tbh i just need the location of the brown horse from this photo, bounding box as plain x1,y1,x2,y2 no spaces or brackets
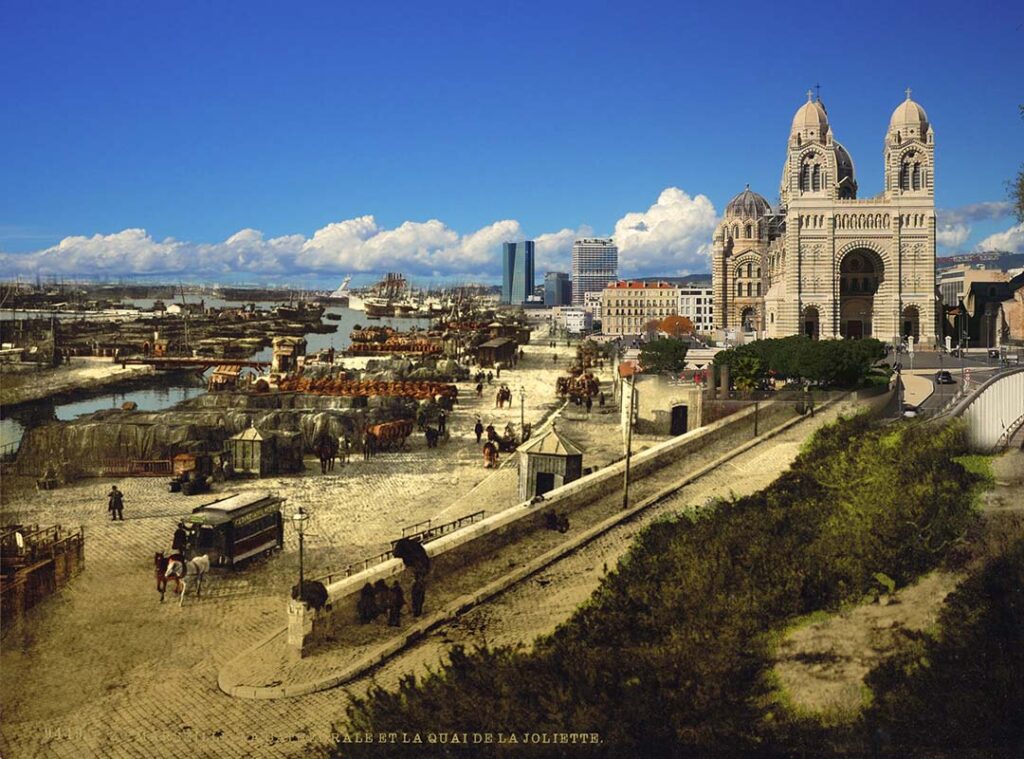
154,552,183,603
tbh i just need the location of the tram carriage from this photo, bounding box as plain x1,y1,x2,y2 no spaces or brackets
184,492,285,567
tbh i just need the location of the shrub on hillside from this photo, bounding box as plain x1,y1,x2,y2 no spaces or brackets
863,538,1024,757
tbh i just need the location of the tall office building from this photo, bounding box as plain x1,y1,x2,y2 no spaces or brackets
572,238,618,306
502,241,535,305
544,271,572,306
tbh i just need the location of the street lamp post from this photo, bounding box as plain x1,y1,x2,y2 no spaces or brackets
519,385,526,437
292,507,309,589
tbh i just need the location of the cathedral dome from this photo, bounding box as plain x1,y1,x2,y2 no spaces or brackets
791,94,829,139
890,91,929,136
725,186,772,219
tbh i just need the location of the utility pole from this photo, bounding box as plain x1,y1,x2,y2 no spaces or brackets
622,378,636,511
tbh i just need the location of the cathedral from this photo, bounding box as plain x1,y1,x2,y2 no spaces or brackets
711,91,937,346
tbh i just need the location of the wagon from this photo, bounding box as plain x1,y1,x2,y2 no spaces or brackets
184,492,285,567
368,419,415,452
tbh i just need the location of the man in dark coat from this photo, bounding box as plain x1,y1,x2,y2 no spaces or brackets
599,391,606,407
108,486,124,521
357,582,377,623
172,522,189,553
411,577,426,617
437,410,446,435
388,581,404,627
474,418,484,443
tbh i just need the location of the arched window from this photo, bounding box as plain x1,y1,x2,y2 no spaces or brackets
745,224,752,238
912,163,921,190
799,163,809,191
733,225,739,238
746,282,752,297
811,164,821,191
756,282,761,296
899,163,909,190
746,262,753,277
736,281,742,296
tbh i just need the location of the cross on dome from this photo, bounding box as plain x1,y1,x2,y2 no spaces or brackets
905,87,912,100
806,89,814,102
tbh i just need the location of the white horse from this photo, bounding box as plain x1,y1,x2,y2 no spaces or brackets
164,554,211,607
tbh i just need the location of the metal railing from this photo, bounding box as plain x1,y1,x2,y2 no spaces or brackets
309,510,486,586
392,510,486,547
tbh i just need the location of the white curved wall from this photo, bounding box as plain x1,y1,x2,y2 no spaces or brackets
959,369,1024,450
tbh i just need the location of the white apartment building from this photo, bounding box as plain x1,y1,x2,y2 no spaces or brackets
561,307,593,334
583,290,603,321
678,285,715,334
600,280,680,336
572,238,618,306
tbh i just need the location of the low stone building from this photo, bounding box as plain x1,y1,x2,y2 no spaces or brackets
621,373,703,442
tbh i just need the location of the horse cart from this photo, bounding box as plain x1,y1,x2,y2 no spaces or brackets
367,419,415,452
183,492,285,567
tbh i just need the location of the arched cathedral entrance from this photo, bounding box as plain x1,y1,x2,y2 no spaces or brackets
839,249,883,339
803,306,820,340
740,307,758,333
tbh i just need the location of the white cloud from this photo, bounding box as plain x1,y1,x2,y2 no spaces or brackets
613,187,718,276
936,223,971,249
935,201,1014,251
0,187,722,281
976,223,1024,254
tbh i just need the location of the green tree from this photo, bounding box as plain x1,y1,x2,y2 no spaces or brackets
638,337,689,374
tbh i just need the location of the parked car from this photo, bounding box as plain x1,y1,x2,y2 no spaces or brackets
902,403,919,418
935,370,956,385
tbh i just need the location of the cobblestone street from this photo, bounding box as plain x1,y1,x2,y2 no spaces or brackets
0,341,860,758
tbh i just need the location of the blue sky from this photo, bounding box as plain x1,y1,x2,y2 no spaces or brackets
1,0,1022,285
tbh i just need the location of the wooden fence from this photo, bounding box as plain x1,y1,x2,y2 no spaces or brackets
1,524,85,636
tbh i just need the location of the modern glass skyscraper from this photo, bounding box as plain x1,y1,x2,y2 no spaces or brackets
502,241,535,305
571,238,618,306
544,271,572,306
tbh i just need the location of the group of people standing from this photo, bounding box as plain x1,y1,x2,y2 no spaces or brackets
357,576,428,627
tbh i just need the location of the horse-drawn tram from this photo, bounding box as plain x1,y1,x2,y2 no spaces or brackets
185,492,285,566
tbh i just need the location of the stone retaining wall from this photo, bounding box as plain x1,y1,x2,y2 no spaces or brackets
289,400,796,656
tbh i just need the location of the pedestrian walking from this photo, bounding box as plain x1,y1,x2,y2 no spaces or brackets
438,410,446,435
585,395,593,414
599,391,606,407
107,485,124,521
411,577,426,617
474,418,484,443
388,581,405,627
487,371,493,385
476,381,484,397
495,365,501,379
552,353,557,363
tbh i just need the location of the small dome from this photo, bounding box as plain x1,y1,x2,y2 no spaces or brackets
725,186,772,219
890,90,929,135
791,93,829,138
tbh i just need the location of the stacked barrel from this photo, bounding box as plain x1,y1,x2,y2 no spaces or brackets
347,338,441,355
277,377,457,401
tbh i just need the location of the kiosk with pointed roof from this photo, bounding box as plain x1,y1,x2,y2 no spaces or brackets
517,425,585,500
